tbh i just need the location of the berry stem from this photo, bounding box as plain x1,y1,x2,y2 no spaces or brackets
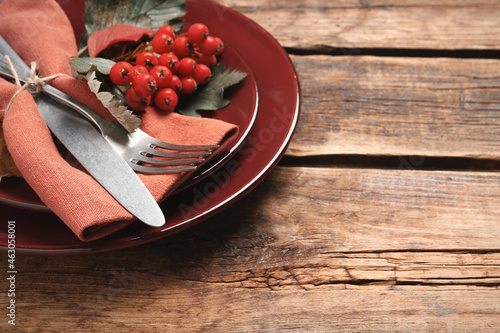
112,51,133,62
77,45,88,56
120,43,128,57
126,42,151,62
116,85,128,94
192,49,201,58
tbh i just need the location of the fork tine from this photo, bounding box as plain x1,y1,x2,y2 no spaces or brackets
141,145,214,158
130,164,198,174
131,155,205,166
149,141,220,151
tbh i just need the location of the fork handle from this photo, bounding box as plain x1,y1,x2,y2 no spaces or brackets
0,36,31,81
0,35,107,133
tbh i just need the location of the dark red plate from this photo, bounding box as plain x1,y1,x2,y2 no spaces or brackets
0,0,300,255
0,18,258,210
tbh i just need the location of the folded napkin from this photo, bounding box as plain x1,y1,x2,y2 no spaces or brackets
0,0,238,241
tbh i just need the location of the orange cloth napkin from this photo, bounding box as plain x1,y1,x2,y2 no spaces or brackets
0,0,238,241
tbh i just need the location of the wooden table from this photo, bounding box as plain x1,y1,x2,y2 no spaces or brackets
2,0,500,331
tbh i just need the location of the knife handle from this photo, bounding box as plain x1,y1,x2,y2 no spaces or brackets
0,36,32,81
0,35,108,133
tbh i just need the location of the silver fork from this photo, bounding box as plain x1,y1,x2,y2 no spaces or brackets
0,37,219,174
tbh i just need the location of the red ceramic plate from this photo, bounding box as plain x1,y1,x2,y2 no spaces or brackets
0,35,258,211
0,0,300,255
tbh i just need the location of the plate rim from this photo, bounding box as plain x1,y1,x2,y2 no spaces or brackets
0,35,260,211
0,0,301,255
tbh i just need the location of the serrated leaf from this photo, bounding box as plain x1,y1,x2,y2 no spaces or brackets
205,64,249,91
76,71,142,132
81,0,186,51
176,64,248,117
70,57,116,75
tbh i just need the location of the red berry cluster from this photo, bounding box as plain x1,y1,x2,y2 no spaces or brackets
108,23,224,112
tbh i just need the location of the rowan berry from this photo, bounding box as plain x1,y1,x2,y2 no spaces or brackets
199,36,218,56
149,65,173,89
130,65,148,78
213,37,224,56
178,57,197,78
192,64,211,85
132,73,157,97
136,52,158,70
125,88,150,111
154,88,178,111
156,25,175,39
180,77,197,95
158,53,180,74
196,54,217,67
151,33,175,54
109,61,133,86
169,75,182,93
188,23,209,44
173,36,193,59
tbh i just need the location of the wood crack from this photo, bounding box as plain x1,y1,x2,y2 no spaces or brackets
180,258,500,290
278,154,500,171
285,47,500,59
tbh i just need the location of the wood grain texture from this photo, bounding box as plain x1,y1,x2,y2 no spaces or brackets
1,167,499,332
286,55,500,158
2,1,500,332
214,0,500,50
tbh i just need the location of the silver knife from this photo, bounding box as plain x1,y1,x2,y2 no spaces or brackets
0,37,165,228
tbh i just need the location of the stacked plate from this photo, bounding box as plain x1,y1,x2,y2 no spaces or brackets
0,0,300,255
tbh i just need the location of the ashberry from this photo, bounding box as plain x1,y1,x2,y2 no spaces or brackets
173,36,193,59
109,61,133,86
188,23,209,44
136,52,158,70
154,88,178,111
192,64,212,85
125,88,150,111
158,53,180,74
199,36,219,56
169,75,182,93
132,73,157,98
178,57,197,78
213,37,224,56
196,54,217,67
130,65,148,78
106,22,228,114
151,33,175,54
180,77,197,95
156,25,175,39
149,65,173,89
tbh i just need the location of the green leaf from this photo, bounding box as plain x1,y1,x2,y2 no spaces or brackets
176,64,248,117
205,64,249,92
75,71,142,132
82,0,186,49
70,56,116,75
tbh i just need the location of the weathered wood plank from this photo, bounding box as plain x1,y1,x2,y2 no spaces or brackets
5,280,500,332
215,0,500,50
286,55,500,158
1,166,499,331
206,167,500,252
1,1,498,332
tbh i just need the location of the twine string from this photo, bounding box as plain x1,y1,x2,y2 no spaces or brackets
3,55,68,117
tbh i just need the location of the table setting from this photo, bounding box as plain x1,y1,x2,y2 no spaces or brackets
0,0,299,249
0,0,499,331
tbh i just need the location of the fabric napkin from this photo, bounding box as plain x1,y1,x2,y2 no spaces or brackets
0,0,238,241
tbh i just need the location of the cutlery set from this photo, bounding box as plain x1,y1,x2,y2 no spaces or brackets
0,36,218,227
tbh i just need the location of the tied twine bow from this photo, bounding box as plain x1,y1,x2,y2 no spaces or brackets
3,55,68,117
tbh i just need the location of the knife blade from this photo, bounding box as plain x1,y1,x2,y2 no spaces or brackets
35,94,166,227
0,36,165,227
